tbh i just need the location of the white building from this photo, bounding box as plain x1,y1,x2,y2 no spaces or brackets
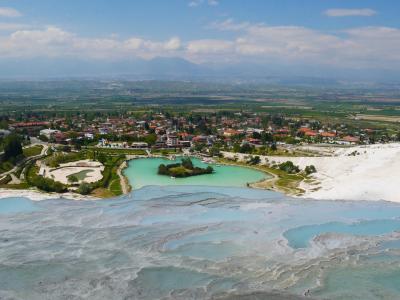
131,142,148,149
39,129,60,140
0,129,10,138
84,133,94,140
166,135,179,147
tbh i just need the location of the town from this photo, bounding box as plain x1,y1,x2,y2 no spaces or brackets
2,108,396,155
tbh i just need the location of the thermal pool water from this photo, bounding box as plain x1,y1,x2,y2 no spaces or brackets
1,186,400,299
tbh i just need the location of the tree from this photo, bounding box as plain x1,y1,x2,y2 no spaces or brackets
3,134,23,161
144,133,157,146
305,165,317,175
77,182,93,195
261,132,274,144
158,164,168,175
0,119,8,130
232,143,241,153
248,155,261,165
68,175,79,184
239,143,253,154
209,146,221,157
181,157,194,169
278,161,300,174
61,145,71,153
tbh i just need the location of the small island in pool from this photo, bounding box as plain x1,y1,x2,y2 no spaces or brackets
158,157,214,178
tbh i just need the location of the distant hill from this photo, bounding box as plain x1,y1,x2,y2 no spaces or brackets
0,57,205,79
1,56,400,86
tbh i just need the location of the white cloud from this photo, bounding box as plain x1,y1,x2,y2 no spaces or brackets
1,19,400,70
324,8,376,17
0,7,22,18
164,37,181,50
209,18,250,31
188,1,201,7
0,26,183,59
0,23,30,31
191,19,400,69
187,39,233,53
188,0,219,7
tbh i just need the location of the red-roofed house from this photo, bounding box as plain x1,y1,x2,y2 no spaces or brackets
304,130,318,137
341,136,360,145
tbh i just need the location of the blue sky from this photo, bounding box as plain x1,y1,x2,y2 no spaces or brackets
1,0,400,72
2,0,399,37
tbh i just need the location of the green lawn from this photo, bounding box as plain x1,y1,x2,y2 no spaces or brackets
23,145,43,158
109,178,122,195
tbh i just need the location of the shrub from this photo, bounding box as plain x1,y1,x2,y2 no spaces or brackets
247,155,261,165
68,175,79,184
305,165,317,175
181,157,194,169
239,143,254,154
31,176,67,193
158,164,168,175
278,161,300,174
77,182,93,195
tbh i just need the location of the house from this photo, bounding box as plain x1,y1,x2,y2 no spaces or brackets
320,132,336,138
340,136,360,145
99,128,109,135
276,128,290,135
247,138,262,145
223,129,241,137
84,133,94,140
304,130,318,137
178,140,191,148
54,132,67,143
12,122,49,135
131,142,148,149
192,135,208,144
154,140,167,148
246,128,264,135
166,135,179,147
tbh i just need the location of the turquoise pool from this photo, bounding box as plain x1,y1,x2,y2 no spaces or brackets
123,157,270,189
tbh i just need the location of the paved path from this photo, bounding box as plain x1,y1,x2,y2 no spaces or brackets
0,144,49,178
9,173,21,184
117,160,130,194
